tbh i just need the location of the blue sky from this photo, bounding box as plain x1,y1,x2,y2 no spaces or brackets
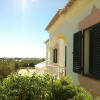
0,0,68,58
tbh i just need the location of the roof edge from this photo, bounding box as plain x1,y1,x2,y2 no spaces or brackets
45,9,62,31
44,39,49,44
45,0,76,31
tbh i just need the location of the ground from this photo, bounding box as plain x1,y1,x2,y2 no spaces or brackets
17,68,35,76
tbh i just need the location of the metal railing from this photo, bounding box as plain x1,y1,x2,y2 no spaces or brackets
46,65,65,79
45,58,65,79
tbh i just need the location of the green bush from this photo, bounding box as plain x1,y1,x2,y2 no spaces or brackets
50,77,90,100
0,59,15,77
0,74,4,85
0,73,90,100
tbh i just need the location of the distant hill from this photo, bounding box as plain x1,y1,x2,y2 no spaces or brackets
21,58,45,61
0,57,45,61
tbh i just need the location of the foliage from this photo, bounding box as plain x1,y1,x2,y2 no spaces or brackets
0,75,4,84
0,59,15,77
15,63,19,71
50,77,90,100
0,73,90,100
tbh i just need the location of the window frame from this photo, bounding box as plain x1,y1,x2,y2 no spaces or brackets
73,22,100,80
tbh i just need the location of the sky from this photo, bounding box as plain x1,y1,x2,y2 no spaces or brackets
0,0,68,58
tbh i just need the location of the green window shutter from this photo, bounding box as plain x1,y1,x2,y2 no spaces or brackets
53,49,55,63
73,31,82,74
55,48,57,63
65,46,67,67
53,48,57,63
90,23,100,79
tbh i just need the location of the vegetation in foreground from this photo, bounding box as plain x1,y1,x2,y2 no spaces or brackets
0,73,90,100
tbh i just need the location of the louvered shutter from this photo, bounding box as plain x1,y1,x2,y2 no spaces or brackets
90,23,100,79
55,48,57,63
53,49,55,63
53,48,57,63
73,31,82,73
65,46,67,67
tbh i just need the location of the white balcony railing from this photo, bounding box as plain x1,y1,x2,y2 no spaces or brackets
46,65,65,79
45,58,65,79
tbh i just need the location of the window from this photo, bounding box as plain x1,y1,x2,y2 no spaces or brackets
53,48,57,63
89,23,100,79
73,23,100,80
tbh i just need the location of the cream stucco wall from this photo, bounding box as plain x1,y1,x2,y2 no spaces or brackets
45,41,50,67
59,39,65,67
49,0,100,83
49,38,66,67
55,39,65,67
47,0,100,99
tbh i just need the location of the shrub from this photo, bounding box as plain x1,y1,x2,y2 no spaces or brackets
0,73,52,100
0,75,3,81
50,77,90,100
0,73,90,100
0,75,4,85
0,60,15,77
15,63,19,71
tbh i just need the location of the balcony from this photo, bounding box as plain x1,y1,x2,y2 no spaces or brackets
46,65,65,79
